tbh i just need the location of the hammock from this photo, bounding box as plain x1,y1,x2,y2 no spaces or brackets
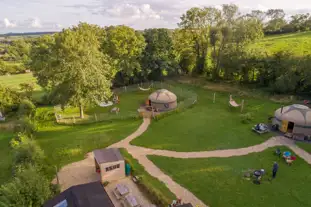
229,100,240,107
99,101,113,107
138,87,151,91
229,95,241,107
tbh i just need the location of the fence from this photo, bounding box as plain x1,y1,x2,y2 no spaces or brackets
55,81,198,125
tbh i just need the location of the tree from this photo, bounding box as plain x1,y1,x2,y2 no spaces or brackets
141,28,179,81
0,85,21,115
7,39,32,66
30,23,116,118
289,13,311,32
0,166,53,207
172,29,196,74
179,7,222,74
103,25,146,85
265,9,287,33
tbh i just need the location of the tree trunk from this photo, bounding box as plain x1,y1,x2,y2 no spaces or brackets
79,104,84,119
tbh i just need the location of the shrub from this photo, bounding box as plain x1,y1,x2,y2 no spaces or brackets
18,99,36,118
14,117,37,136
10,133,45,168
240,112,254,124
0,166,53,207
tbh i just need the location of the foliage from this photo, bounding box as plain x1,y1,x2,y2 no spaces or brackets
30,23,116,118
0,84,21,114
103,25,146,85
240,112,254,124
7,39,32,65
10,133,45,168
0,166,53,207
18,99,36,118
141,28,179,81
120,149,175,206
19,83,35,99
14,117,37,136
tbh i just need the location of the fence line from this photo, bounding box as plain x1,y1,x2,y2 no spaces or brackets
55,81,197,125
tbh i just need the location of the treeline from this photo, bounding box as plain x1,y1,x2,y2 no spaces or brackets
2,4,311,97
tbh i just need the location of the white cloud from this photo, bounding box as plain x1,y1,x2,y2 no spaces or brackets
3,18,17,28
106,3,161,20
30,17,42,28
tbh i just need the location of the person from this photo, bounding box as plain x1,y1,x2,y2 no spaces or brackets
272,162,279,179
275,148,281,158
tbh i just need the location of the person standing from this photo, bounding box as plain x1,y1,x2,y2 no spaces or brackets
272,162,279,179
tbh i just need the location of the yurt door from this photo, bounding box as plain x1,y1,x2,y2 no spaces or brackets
281,120,289,133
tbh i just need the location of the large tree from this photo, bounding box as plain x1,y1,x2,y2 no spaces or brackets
30,23,116,118
103,25,146,85
142,28,178,81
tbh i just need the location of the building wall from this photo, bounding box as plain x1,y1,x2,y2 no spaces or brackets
150,101,177,111
99,160,125,182
273,117,311,136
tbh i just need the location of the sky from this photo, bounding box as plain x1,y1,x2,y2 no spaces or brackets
1,0,311,33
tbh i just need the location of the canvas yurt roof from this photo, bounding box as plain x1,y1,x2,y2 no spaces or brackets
149,89,177,104
275,104,311,126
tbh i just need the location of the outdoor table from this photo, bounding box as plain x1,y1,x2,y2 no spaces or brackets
125,195,140,207
116,184,129,196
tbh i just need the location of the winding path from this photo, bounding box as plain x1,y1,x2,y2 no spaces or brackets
55,118,311,207
110,118,311,207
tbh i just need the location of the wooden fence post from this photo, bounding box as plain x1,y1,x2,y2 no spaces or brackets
241,100,245,113
213,93,216,103
95,113,98,122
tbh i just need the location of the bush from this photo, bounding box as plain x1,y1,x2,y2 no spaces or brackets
240,112,254,124
0,166,53,207
18,99,36,118
14,117,37,136
10,133,45,168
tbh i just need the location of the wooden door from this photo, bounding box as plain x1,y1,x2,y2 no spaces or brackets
280,120,288,133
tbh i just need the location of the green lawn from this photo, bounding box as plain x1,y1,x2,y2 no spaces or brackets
120,149,175,206
0,73,44,102
58,90,151,121
132,83,282,152
149,146,311,207
0,132,14,185
250,31,311,56
296,142,311,154
36,107,141,169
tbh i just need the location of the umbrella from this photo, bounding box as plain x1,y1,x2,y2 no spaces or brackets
283,151,291,157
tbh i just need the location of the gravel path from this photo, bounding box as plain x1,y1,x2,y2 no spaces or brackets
56,118,311,207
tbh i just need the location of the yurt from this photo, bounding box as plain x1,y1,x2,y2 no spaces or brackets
148,89,177,111
273,104,311,136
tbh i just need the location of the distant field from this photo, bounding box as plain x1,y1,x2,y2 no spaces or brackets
0,73,40,90
250,31,311,56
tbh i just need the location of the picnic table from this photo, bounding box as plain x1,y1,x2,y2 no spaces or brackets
125,195,140,207
113,184,129,200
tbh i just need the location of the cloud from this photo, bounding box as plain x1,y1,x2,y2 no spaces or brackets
30,18,42,28
105,3,161,20
3,18,17,28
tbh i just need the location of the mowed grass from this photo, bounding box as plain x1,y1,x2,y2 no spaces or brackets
36,117,140,169
0,73,44,102
296,142,311,154
132,83,282,152
0,132,13,185
149,146,311,207
59,90,151,119
250,31,311,56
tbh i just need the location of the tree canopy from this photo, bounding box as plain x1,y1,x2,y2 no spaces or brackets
30,23,116,118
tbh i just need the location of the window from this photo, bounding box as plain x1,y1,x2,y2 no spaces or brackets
54,200,68,207
106,164,120,172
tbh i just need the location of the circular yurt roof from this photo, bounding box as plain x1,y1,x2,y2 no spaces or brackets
275,104,311,126
149,89,177,104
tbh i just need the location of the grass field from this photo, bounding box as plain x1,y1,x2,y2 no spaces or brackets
250,31,311,56
132,83,282,152
296,142,311,154
0,132,13,185
149,146,311,207
0,73,40,90
120,149,176,206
